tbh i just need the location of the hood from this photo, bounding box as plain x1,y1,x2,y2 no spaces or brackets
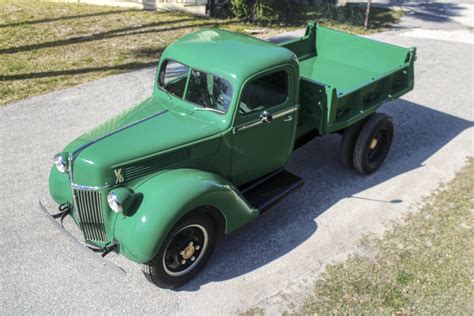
65,96,222,186
64,97,164,153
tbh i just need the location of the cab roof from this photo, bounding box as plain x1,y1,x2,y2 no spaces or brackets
160,28,296,83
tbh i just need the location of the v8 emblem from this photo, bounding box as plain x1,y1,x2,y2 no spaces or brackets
114,168,124,184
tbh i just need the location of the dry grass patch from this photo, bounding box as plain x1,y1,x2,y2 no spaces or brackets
302,158,474,314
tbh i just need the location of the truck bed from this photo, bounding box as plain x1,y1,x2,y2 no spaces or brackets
280,24,415,138
299,56,380,96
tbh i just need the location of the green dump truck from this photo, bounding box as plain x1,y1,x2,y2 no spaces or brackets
43,23,416,288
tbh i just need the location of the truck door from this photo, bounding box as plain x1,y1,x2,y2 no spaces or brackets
231,67,298,185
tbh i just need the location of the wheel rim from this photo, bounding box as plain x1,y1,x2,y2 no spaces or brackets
367,129,389,166
162,224,208,277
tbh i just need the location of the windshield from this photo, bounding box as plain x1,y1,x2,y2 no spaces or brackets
158,60,190,98
158,59,233,114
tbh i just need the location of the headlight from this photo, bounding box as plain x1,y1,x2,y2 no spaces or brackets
107,191,122,213
54,154,68,173
107,188,134,213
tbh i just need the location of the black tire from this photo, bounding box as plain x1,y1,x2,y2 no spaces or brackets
353,113,394,175
339,119,366,168
142,212,216,289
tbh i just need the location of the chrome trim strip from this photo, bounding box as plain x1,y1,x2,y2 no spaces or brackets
233,106,298,134
193,107,226,114
71,109,169,158
273,106,298,119
71,183,113,191
68,154,87,240
233,119,264,134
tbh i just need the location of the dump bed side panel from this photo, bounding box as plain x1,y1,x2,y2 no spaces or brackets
284,24,415,137
325,59,414,134
315,27,411,78
320,25,416,133
280,24,317,61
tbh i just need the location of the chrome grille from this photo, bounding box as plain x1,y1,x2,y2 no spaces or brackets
74,189,107,242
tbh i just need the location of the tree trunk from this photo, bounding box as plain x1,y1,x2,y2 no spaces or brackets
364,0,372,29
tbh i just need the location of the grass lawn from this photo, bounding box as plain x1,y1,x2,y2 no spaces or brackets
0,1,401,106
302,158,474,314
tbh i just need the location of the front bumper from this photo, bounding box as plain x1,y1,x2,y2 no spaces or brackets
39,201,125,276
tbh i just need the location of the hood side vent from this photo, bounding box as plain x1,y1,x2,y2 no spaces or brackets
121,147,191,182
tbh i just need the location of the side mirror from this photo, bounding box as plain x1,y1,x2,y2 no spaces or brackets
260,111,273,124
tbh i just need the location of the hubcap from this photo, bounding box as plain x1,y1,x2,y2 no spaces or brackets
369,137,378,149
367,129,388,165
162,224,208,277
181,242,195,260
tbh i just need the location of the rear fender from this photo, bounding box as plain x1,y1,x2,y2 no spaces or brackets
113,169,257,263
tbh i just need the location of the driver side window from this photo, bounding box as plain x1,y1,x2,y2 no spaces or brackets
239,71,288,115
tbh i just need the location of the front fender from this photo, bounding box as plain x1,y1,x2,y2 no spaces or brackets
113,169,257,263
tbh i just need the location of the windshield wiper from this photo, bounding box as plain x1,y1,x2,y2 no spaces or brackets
193,107,225,114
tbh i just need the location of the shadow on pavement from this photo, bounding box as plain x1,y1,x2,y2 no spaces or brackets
404,1,466,23
178,98,473,291
375,0,467,30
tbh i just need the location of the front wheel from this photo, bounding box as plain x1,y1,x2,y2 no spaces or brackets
353,113,394,175
142,213,216,289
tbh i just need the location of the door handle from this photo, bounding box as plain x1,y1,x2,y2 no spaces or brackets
283,115,293,122
260,111,273,124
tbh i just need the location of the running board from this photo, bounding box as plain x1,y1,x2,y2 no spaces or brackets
241,169,304,213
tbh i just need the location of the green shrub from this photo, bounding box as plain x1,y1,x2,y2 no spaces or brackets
229,0,273,25
230,0,250,18
253,0,273,25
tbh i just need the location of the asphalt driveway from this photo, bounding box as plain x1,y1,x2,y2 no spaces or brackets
1,3,473,313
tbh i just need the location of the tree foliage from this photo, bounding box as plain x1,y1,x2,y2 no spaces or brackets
229,0,274,25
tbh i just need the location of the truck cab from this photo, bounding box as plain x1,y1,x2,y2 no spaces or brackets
154,28,300,185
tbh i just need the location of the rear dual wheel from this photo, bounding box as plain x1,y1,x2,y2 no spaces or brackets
340,113,394,174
